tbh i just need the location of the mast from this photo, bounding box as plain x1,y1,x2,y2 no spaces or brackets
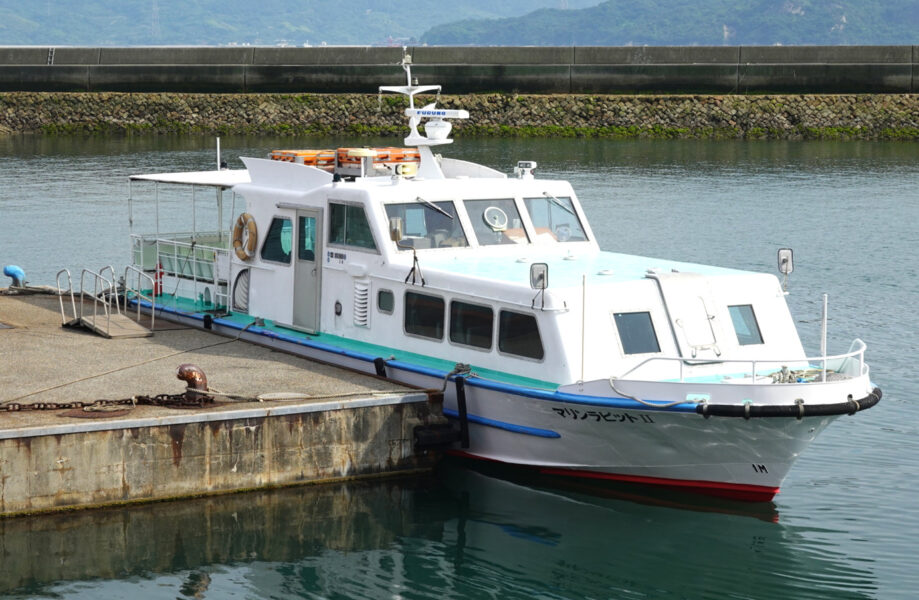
378,49,470,179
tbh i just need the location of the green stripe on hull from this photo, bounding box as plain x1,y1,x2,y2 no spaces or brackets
152,294,558,391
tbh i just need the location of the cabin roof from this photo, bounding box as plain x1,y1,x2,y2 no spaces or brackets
130,169,250,188
420,250,752,290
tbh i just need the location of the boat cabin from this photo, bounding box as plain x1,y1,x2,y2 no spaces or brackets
129,148,805,389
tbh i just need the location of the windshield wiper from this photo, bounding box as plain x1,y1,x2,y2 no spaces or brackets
542,191,576,216
416,196,453,219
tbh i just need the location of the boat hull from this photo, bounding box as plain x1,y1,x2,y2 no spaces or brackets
433,378,836,501
141,304,871,501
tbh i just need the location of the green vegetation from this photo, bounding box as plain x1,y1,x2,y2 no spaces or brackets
422,0,919,46
9,91,917,141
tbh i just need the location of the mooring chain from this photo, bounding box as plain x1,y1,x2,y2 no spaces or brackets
2,393,213,412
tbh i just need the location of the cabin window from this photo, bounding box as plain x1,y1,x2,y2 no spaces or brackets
298,215,316,261
404,292,445,340
385,201,468,249
260,217,293,264
450,301,493,349
729,304,764,345
464,199,529,246
329,202,377,250
498,310,544,360
613,312,661,355
378,290,394,314
524,196,587,243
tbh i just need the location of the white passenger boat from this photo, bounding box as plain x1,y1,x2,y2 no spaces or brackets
127,54,881,502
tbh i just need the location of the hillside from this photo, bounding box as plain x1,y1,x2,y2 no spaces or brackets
0,0,598,46
421,0,919,46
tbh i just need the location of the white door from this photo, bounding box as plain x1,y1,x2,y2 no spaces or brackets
648,271,722,358
293,209,322,332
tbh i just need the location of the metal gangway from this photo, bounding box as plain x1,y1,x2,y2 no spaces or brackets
57,266,156,339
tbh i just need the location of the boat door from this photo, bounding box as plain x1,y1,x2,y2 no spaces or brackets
647,271,723,358
293,209,322,332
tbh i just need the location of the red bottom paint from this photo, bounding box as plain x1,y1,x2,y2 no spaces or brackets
448,450,780,502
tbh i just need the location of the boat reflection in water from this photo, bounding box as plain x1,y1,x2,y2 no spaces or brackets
1,462,876,599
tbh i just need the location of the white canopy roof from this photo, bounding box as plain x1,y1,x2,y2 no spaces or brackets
129,169,250,188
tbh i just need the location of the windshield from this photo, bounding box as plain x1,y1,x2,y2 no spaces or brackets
523,195,588,243
385,200,468,249
464,199,529,246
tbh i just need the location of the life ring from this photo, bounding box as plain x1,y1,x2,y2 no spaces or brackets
232,213,258,261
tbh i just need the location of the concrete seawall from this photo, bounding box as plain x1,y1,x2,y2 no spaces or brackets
0,293,443,517
2,46,917,140
2,90,917,140
0,45,917,94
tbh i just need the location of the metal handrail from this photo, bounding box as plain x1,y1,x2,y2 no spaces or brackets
79,267,117,336
123,265,156,332
55,268,76,325
615,339,868,384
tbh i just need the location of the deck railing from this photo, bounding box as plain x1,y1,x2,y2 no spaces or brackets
131,232,231,309
616,339,867,385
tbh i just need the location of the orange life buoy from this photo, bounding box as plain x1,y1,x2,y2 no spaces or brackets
232,213,258,261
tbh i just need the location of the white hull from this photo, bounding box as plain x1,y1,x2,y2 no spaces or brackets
147,305,873,501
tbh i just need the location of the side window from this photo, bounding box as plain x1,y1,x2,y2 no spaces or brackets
729,305,764,345
498,310,544,360
404,292,444,339
523,196,587,243
378,290,394,314
329,203,377,250
613,312,661,355
261,217,293,264
450,301,493,349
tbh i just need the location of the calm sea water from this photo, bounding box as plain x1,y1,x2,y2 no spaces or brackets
0,136,916,599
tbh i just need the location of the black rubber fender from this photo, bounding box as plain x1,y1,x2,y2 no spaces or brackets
696,387,882,419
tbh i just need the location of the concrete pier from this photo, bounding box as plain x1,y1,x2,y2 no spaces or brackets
0,292,443,517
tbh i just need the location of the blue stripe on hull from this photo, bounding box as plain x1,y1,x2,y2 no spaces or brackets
443,408,562,438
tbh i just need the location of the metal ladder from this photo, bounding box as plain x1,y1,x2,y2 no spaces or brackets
57,266,156,339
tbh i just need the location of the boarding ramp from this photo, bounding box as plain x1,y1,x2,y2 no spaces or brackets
57,266,155,339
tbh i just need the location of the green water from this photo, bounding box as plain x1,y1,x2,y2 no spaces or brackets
0,135,917,599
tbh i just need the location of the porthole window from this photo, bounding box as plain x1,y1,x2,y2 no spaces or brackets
378,289,395,314
498,310,544,360
260,217,292,264
450,301,493,349
405,292,444,339
729,304,764,345
613,311,661,355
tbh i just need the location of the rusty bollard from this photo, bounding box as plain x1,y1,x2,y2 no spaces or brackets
176,364,212,404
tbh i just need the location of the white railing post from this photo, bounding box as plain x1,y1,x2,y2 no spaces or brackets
821,293,828,382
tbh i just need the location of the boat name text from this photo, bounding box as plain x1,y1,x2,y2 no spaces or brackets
552,407,655,424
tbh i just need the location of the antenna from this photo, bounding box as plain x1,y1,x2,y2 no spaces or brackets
379,48,469,148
